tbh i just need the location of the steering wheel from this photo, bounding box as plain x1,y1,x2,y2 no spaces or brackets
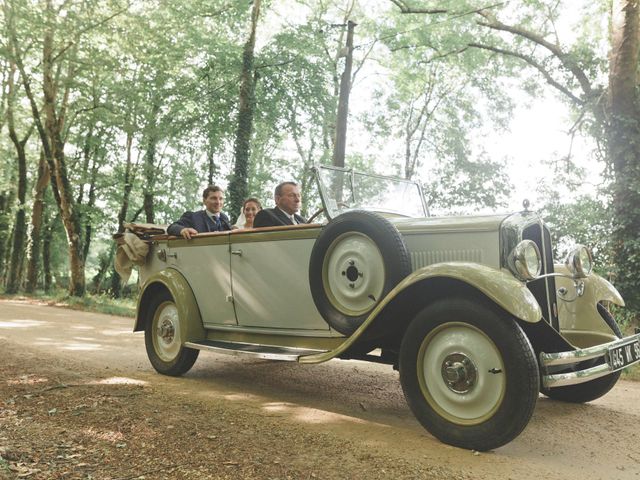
307,208,325,223
307,202,351,224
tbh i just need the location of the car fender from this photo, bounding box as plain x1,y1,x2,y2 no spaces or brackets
554,264,624,336
134,268,206,343
300,262,541,363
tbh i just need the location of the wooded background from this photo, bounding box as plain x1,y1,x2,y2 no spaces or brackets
0,0,638,320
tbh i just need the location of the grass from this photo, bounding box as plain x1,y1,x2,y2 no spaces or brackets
0,291,136,317
622,366,640,381
0,456,10,473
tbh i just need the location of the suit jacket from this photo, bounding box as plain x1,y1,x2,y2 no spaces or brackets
167,210,231,236
253,207,306,228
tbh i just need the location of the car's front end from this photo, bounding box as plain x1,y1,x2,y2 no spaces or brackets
311,164,640,392
498,211,639,391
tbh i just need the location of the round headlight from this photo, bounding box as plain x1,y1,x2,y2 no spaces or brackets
510,240,541,281
565,245,593,278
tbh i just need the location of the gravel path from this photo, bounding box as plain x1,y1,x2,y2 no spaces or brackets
0,299,638,479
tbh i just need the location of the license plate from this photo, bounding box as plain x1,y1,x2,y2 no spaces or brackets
607,339,640,371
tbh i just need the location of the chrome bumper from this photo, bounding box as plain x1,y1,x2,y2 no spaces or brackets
540,331,640,388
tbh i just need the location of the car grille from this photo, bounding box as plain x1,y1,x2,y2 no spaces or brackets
523,223,559,330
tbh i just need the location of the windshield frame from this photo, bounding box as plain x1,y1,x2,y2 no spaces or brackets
311,164,429,220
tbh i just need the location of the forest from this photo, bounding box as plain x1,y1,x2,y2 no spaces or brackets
0,0,639,322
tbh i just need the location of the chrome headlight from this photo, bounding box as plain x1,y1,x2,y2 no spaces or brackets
509,240,541,281
565,245,593,278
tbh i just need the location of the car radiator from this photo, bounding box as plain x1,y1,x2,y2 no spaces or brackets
522,223,560,330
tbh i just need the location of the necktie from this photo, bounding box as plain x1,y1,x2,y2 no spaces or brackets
214,215,221,230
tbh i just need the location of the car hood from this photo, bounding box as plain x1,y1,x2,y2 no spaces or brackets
389,213,511,235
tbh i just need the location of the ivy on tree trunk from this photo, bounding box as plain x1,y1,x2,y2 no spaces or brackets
609,0,640,311
228,0,261,220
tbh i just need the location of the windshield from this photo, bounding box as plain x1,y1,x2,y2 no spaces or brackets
314,165,427,219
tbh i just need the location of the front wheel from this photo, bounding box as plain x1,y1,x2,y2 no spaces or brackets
399,298,539,451
144,291,199,376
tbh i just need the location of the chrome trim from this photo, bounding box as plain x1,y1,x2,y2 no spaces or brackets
499,212,539,268
540,333,640,388
565,245,593,278
501,215,559,329
534,217,555,328
543,363,613,388
184,340,327,362
527,272,574,282
202,323,340,338
508,239,541,280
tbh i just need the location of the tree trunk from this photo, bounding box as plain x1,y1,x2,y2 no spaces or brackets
25,151,50,293
228,0,261,218
91,243,116,294
143,105,160,224
111,131,135,298
117,131,135,234
207,138,217,186
42,213,57,294
0,190,13,282
608,0,640,311
82,152,99,263
0,185,17,283
5,62,31,294
8,0,84,296
42,16,85,297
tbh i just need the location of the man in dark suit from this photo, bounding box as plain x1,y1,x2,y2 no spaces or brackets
167,185,232,239
253,181,307,228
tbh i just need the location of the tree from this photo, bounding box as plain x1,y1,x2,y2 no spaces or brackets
608,0,640,312
390,0,640,311
4,61,33,293
228,0,262,220
4,0,127,296
25,151,50,293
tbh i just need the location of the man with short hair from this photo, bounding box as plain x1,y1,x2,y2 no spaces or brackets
253,181,307,228
167,185,232,239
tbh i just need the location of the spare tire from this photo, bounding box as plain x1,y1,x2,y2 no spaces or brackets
309,210,412,336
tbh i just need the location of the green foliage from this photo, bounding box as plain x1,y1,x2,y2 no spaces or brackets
0,292,135,317
0,0,636,322
543,195,613,267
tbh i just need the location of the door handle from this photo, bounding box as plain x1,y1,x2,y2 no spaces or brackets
231,249,243,256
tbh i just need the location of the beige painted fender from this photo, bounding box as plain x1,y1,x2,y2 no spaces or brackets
300,262,541,363
134,268,206,343
554,264,625,341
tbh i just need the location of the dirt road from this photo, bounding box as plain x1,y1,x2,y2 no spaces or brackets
0,299,638,479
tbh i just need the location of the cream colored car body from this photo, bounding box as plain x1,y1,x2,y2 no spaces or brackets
136,212,621,356
133,166,639,452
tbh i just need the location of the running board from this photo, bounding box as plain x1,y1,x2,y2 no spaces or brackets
184,339,328,362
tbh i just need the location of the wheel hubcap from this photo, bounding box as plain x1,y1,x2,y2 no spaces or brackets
323,233,385,315
417,322,506,425
157,318,175,344
441,353,478,394
153,302,181,362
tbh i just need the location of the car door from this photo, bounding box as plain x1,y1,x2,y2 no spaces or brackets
167,233,237,328
229,227,330,332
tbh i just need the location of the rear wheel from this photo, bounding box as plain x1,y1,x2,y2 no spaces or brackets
399,297,539,451
541,303,622,403
144,291,199,376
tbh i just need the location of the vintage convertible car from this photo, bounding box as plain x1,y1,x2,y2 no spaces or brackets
131,165,640,451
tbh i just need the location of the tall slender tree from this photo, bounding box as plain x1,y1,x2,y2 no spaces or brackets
228,0,262,219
